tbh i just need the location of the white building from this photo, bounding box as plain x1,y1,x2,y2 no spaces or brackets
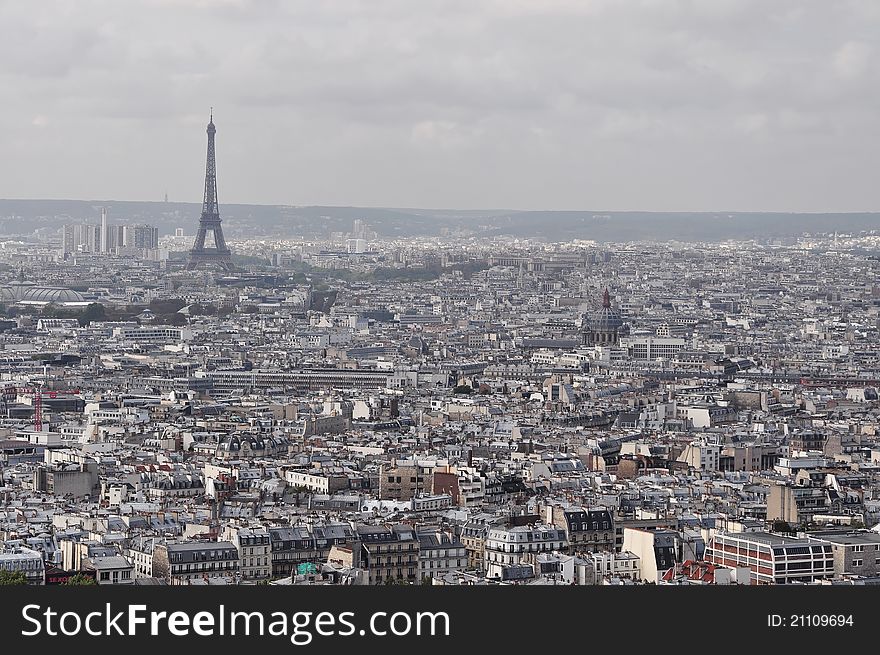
584,550,642,581
620,335,687,361
0,546,45,585
411,494,453,512
112,325,193,344
677,439,722,472
484,524,568,580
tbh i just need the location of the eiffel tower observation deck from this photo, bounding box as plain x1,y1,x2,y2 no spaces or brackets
187,110,235,271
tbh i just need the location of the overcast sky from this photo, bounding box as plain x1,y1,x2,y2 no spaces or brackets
1,0,878,212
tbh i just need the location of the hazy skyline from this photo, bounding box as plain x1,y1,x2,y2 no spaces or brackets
1,0,879,212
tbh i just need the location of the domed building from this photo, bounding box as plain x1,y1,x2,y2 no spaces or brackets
20,287,87,304
0,270,87,306
582,288,625,346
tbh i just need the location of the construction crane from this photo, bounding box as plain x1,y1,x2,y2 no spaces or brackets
2,386,80,432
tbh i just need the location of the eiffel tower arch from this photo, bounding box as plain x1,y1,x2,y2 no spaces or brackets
187,111,235,271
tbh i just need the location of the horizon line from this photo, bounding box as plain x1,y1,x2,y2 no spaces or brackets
0,197,879,216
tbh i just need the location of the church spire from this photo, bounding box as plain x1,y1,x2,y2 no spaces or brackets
602,288,611,309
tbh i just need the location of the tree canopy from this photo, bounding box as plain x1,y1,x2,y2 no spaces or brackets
0,569,28,585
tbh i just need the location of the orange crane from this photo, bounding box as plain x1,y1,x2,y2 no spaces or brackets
2,386,80,432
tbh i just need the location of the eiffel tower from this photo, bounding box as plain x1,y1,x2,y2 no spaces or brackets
187,110,235,271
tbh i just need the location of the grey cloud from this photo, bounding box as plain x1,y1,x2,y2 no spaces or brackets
0,0,878,211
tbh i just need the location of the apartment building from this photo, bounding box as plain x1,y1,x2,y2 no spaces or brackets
223,525,271,581
379,460,435,501
356,525,420,584
484,524,568,580
152,542,240,585
417,528,467,579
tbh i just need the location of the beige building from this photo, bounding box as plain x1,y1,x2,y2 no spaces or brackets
461,521,490,571
285,468,350,494
224,525,271,581
621,528,678,583
767,483,829,525
379,460,435,501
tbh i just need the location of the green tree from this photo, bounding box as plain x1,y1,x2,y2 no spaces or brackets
65,573,97,586
771,519,793,533
0,569,28,585
41,302,61,318
166,312,188,326
78,302,106,327
149,298,187,314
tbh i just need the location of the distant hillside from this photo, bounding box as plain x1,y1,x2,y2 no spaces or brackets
0,199,877,242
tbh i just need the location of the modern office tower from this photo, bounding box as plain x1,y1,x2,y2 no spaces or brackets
100,207,108,253
346,238,367,254
352,218,367,240
106,225,124,253
123,225,159,249
61,224,101,254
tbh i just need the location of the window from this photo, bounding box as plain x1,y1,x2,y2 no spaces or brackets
100,572,110,581
387,477,394,483
853,559,863,567
853,545,864,553
786,562,812,571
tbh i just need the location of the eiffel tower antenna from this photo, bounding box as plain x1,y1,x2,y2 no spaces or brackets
187,110,235,271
